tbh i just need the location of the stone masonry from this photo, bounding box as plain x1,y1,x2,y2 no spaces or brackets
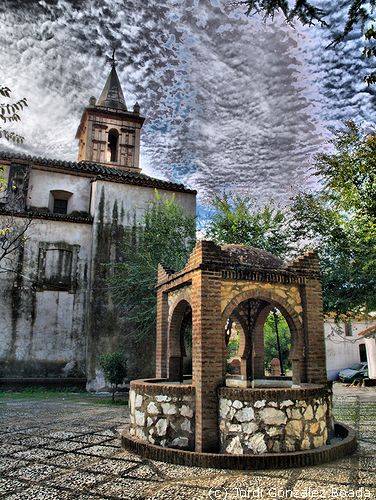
219,387,333,454
129,382,195,450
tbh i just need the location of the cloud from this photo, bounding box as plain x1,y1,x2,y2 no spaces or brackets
0,0,373,207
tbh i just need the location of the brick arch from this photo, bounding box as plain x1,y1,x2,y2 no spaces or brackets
168,288,192,321
167,297,192,382
221,288,305,383
222,289,302,332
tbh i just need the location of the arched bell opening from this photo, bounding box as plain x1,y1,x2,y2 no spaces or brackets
222,295,304,388
167,299,192,383
108,128,119,162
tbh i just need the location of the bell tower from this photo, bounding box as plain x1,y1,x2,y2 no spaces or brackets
76,52,144,172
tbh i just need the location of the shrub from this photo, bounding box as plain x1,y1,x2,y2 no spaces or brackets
99,351,127,402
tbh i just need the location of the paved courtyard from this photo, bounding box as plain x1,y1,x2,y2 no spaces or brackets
0,386,375,499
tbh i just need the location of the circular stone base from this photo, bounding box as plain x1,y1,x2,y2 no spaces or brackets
121,422,356,470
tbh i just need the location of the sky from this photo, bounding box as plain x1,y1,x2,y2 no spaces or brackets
0,0,374,207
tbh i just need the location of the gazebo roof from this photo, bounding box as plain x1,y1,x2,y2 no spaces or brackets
220,244,285,270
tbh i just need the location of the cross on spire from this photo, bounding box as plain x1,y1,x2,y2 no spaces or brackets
110,48,117,68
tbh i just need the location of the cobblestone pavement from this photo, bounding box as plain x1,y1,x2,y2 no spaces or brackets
0,388,375,499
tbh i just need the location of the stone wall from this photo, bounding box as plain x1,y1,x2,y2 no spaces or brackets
219,386,332,455
129,380,195,450
0,217,91,380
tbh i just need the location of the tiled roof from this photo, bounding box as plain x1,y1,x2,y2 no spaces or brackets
358,323,376,338
0,150,196,194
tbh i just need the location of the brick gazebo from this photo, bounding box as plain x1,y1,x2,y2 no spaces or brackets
122,241,356,468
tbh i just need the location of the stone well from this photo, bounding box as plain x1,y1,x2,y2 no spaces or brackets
122,241,355,468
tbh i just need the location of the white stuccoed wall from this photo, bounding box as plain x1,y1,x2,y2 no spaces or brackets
365,338,376,379
28,169,91,213
0,216,92,378
324,318,375,381
0,163,196,388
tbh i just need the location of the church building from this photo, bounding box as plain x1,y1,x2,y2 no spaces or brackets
0,60,196,390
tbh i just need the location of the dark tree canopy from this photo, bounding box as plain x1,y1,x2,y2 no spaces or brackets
291,121,376,317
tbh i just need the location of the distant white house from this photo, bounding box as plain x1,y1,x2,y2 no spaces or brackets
325,316,376,381
358,324,376,379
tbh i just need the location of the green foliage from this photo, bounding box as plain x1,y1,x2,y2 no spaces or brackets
263,311,291,372
0,85,27,144
99,351,127,401
206,194,290,257
0,165,5,192
206,124,375,317
364,24,376,85
290,122,376,317
227,336,240,359
108,193,196,341
315,121,376,219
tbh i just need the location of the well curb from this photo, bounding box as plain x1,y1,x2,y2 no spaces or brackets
121,422,356,470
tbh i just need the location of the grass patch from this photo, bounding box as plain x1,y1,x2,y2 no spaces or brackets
0,387,128,406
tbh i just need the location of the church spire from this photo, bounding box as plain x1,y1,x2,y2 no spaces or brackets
97,49,127,111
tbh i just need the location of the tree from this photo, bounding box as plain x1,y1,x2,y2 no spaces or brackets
108,194,196,341
0,85,30,269
241,1,376,84
0,167,32,273
263,309,291,372
315,121,376,219
206,194,290,257
0,85,27,144
290,122,376,317
99,351,127,402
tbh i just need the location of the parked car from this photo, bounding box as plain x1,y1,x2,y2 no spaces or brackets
338,362,368,383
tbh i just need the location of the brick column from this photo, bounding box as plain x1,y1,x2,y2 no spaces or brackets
192,270,224,453
155,290,169,378
301,278,327,384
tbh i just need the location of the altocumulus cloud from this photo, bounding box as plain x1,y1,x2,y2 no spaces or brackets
0,0,373,204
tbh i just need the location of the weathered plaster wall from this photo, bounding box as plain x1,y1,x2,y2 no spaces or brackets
78,111,142,170
86,180,196,390
324,319,372,381
0,217,91,378
129,383,195,450
1,163,196,387
219,388,332,454
28,169,91,214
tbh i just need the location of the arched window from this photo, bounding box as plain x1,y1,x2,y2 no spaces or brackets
108,129,119,162
49,190,73,215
